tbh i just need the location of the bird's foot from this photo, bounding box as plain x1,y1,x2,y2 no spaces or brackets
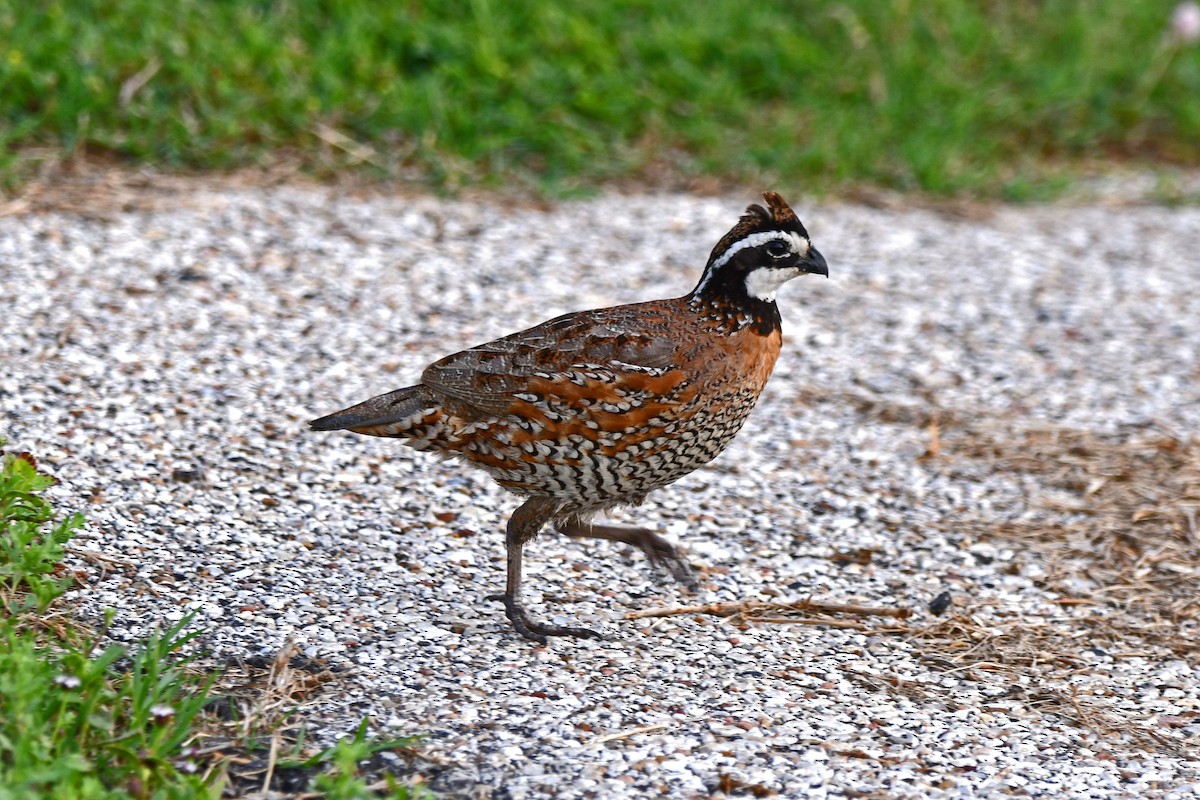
486,593,603,644
624,528,699,591
559,521,698,590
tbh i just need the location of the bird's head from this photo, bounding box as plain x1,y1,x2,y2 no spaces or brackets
690,192,827,320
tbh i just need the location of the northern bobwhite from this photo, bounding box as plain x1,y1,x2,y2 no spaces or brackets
311,193,828,643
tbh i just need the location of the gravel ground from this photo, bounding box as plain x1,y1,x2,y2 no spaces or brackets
2,178,1199,798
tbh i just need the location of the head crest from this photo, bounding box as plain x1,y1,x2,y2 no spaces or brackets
707,191,808,266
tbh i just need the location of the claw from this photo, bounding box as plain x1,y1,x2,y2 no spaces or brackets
491,593,603,643
633,530,699,590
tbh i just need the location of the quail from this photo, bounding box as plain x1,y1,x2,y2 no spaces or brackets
310,192,828,643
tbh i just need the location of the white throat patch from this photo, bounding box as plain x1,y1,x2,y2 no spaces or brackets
744,267,802,302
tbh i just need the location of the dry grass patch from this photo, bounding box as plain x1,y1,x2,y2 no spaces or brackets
904,421,1200,752
943,423,1200,635
776,393,1200,751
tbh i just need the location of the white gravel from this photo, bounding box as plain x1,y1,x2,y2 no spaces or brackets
2,180,1199,798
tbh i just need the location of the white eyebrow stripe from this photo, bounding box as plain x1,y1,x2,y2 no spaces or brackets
710,230,808,271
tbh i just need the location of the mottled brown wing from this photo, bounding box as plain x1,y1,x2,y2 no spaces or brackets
419,300,683,416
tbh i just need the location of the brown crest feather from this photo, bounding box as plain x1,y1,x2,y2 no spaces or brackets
705,191,809,267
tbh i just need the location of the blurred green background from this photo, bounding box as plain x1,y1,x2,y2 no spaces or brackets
2,0,1198,197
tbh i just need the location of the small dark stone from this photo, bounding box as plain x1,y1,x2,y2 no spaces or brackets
929,590,952,616
171,468,206,483
831,547,874,567
810,500,836,516
203,695,239,721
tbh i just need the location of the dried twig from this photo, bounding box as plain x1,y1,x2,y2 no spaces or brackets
312,123,386,169
118,57,162,107
590,723,669,744
66,547,134,567
626,598,911,621
260,730,281,795
751,617,912,632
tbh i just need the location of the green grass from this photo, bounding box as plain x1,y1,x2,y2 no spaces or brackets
0,449,211,798
0,445,433,798
1,0,1198,197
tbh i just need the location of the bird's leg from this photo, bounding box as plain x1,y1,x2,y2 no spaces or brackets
487,498,603,643
558,519,697,590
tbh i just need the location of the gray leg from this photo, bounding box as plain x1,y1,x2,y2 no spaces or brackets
487,499,602,644
558,519,697,590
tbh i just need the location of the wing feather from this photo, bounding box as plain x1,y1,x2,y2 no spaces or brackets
420,302,683,415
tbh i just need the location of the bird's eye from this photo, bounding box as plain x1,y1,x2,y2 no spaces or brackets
765,239,790,258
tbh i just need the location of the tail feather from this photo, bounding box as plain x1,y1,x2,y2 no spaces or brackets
309,385,437,437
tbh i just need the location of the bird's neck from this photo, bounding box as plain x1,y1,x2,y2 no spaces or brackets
687,281,782,336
